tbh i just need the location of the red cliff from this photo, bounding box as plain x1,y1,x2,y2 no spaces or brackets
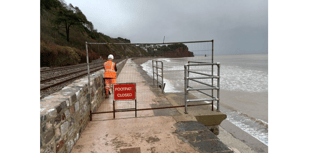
161,47,194,57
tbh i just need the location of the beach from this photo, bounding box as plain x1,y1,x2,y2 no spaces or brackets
132,55,268,152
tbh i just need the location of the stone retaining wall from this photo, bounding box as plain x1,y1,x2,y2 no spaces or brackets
40,59,127,153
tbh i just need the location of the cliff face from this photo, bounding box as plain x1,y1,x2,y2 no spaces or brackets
161,47,194,57
40,1,149,67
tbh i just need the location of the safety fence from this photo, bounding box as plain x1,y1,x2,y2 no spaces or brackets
184,61,220,112
152,60,165,93
86,40,220,121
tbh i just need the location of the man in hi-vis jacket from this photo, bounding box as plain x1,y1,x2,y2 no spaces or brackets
103,54,117,98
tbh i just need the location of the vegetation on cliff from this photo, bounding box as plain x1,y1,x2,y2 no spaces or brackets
40,0,149,67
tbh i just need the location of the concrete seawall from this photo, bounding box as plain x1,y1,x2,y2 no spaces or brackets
40,59,127,153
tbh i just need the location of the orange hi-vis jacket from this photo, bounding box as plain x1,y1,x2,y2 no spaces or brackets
103,60,116,78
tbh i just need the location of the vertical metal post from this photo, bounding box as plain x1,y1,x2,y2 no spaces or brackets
156,61,158,87
211,40,214,111
89,110,92,121
135,99,137,117
135,83,137,117
187,61,190,79
152,60,154,85
184,65,188,114
113,100,115,119
161,62,164,93
217,64,220,111
86,42,92,120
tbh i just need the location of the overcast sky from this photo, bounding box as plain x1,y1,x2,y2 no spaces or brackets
63,0,268,55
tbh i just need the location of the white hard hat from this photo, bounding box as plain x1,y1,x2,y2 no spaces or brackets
108,54,114,59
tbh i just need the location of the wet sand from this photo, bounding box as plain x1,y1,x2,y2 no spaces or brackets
221,90,268,122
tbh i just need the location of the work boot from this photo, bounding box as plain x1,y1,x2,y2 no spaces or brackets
105,89,109,98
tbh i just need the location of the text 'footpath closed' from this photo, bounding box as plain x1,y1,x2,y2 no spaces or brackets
114,84,135,100
117,93,132,97
115,87,133,91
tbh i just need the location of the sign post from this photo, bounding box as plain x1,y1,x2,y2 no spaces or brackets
113,83,137,118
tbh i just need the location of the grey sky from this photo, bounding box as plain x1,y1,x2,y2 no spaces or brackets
64,0,268,55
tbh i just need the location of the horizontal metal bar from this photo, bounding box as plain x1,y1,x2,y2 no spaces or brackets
186,63,220,66
196,89,216,98
187,86,216,98
92,111,114,114
187,87,218,91
186,98,217,102
188,61,213,64
115,108,135,112
91,103,212,114
188,71,213,77
188,80,214,88
189,79,214,87
187,76,218,80
87,40,213,45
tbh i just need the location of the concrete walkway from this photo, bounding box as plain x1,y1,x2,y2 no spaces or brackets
71,59,235,153
92,59,157,120
71,59,200,153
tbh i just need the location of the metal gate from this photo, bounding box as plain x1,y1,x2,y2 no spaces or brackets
152,60,165,93
184,61,220,113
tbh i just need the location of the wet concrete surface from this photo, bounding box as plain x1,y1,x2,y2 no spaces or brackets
174,121,233,153
71,116,200,153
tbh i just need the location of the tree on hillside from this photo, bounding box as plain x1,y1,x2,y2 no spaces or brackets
41,0,62,10
53,3,89,42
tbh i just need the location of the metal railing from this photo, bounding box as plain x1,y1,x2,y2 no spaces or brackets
152,60,165,93
184,61,220,113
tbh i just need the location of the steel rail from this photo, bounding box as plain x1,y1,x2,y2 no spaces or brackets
41,62,103,78
186,76,218,79
187,87,218,91
40,59,123,73
40,64,104,83
40,66,104,91
40,59,124,91
186,98,217,102
187,86,216,99
40,62,103,73
188,61,213,63
187,70,211,76
188,79,215,88
185,63,220,66
188,70,214,77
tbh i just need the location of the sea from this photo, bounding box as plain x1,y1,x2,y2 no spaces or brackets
140,54,268,145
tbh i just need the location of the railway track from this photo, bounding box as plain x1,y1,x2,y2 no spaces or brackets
40,59,124,99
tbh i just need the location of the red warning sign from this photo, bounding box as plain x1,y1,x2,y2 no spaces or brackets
114,84,136,100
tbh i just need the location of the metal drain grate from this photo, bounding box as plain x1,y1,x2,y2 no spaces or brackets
120,147,141,153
